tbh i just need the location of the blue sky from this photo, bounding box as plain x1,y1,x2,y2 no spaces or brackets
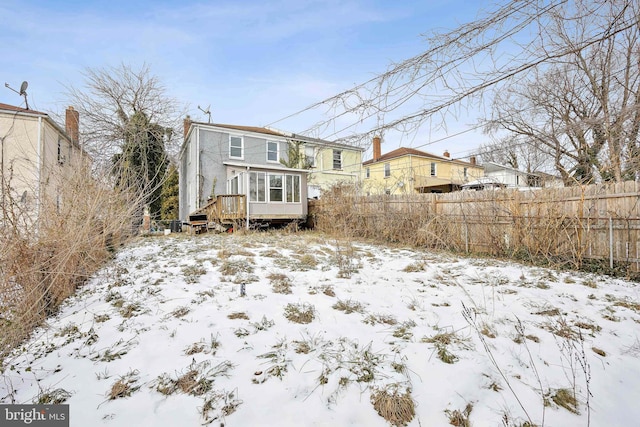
1,0,493,159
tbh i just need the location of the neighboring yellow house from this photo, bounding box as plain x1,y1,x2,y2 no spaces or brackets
362,137,483,194
293,135,363,198
0,103,86,221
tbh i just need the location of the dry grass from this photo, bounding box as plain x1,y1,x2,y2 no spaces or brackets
283,303,315,324
445,403,473,426
228,311,249,320
268,272,293,294
332,299,366,314
0,162,136,360
547,388,579,414
311,182,639,277
370,384,415,426
108,371,140,400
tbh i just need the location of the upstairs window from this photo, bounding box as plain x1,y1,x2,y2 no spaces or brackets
57,138,64,165
305,146,316,167
430,162,437,177
366,167,370,178
333,150,342,170
384,163,391,178
230,136,243,159
267,141,279,162
463,167,468,179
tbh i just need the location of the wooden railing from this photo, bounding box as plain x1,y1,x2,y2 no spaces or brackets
213,194,246,221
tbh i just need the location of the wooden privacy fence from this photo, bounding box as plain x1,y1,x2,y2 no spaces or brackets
310,181,640,275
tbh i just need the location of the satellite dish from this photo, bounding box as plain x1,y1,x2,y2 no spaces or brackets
198,104,212,123
4,80,30,109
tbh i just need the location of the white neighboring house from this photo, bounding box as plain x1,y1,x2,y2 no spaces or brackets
483,162,534,188
462,162,564,191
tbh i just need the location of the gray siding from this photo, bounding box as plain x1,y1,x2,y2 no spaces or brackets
179,124,305,222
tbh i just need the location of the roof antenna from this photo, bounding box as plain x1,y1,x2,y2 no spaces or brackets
197,105,211,123
4,81,29,110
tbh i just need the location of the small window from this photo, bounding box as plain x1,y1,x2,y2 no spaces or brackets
384,163,391,178
305,146,316,167
230,136,243,159
365,167,370,178
267,141,279,162
332,150,342,170
269,174,283,202
463,167,468,179
430,162,436,176
57,138,64,165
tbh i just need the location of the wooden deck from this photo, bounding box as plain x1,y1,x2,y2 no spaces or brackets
192,194,246,226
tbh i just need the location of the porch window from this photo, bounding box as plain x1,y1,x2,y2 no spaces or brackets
267,141,279,162
286,175,301,203
332,150,342,170
249,172,266,202
230,136,243,159
269,174,283,202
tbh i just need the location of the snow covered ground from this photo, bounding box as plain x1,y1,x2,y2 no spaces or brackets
2,231,640,426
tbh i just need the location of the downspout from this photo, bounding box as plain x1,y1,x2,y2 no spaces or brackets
36,116,43,227
245,166,250,229
195,126,200,210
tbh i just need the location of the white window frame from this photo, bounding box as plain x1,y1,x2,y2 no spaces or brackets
332,150,342,170
249,171,266,202
285,175,301,203
305,146,316,167
384,163,391,178
365,167,370,178
267,141,279,163
229,135,243,159
227,173,243,194
430,162,437,177
268,173,283,202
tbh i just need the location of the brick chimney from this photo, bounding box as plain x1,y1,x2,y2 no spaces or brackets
373,136,382,162
184,115,192,139
470,156,477,165
443,150,450,158
65,106,79,143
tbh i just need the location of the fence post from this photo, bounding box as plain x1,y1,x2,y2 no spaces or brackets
609,216,614,269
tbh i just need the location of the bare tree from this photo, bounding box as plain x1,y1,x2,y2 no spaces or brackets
486,0,640,184
65,63,184,218
65,63,184,169
272,0,638,186
478,134,554,174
